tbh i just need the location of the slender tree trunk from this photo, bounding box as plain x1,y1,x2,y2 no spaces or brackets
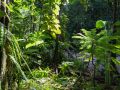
31,15,36,32
0,48,7,89
52,37,59,73
91,42,96,89
0,0,8,89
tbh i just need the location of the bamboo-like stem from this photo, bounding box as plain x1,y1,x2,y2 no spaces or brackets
105,25,111,86
91,40,96,89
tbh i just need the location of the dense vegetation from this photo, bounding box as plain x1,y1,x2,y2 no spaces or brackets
0,0,120,90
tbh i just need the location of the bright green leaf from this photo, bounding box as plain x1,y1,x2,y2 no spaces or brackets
26,40,44,49
53,29,61,34
96,20,105,29
50,32,56,39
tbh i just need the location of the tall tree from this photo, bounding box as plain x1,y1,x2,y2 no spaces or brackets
0,0,14,89
0,0,8,87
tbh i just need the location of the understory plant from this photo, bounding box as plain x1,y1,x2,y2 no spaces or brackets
19,67,77,90
73,20,120,88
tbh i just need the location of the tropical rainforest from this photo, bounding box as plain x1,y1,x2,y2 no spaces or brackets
0,0,120,90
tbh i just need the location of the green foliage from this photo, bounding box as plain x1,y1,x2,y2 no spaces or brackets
36,0,62,39
59,61,74,75
0,10,5,17
31,68,50,78
6,31,31,80
73,28,96,51
9,55,28,80
96,20,106,29
73,20,120,86
19,67,76,90
1,0,120,89
73,20,120,64
26,40,44,49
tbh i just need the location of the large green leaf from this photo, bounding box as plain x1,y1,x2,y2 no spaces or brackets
72,36,83,39
50,32,56,39
53,29,61,34
112,57,120,65
26,40,44,49
114,21,120,26
96,20,106,29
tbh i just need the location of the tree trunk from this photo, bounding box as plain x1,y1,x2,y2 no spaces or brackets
0,48,7,90
0,0,8,89
0,0,14,90
52,36,59,73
